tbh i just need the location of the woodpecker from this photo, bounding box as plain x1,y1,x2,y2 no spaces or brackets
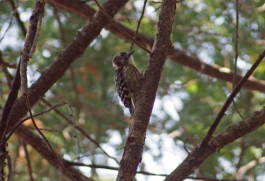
112,51,142,116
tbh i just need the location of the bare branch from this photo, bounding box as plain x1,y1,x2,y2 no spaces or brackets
129,0,148,51
16,126,94,181
117,0,176,180
20,0,45,95
6,154,12,181
6,102,66,141
2,0,129,180
165,108,265,181
47,0,265,93
8,0,27,36
22,142,34,181
41,99,120,165
67,162,245,181
0,52,16,69
201,49,265,146
0,61,21,180
6,0,130,132
18,0,59,163
0,16,13,43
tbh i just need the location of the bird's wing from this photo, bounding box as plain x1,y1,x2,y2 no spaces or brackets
123,65,142,105
115,68,134,114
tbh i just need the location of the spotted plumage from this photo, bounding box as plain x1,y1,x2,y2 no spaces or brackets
112,51,142,115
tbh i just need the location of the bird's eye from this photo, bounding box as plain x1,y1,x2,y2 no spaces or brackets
113,58,123,67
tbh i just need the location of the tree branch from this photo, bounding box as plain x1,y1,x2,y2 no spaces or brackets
3,0,129,180
165,108,265,181
6,0,129,131
16,126,94,181
201,49,265,146
8,0,27,36
22,142,34,181
236,156,265,179
117,0,176,180
66,162,245,181
46,0,265,93
41,99,120,165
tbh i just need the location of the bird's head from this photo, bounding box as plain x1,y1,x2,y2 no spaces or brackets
112,51,134,69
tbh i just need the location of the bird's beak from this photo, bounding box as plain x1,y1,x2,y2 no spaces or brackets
126,50,134,59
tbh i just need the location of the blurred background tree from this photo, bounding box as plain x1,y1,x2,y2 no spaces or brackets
1,0,265,180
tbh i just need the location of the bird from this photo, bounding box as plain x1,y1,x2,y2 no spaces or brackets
112,51,142,116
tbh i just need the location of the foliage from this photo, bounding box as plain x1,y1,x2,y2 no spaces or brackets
1,0,265,180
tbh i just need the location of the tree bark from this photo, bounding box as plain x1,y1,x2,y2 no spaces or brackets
4,0,129,180
116,0,176,180
165,108,265,181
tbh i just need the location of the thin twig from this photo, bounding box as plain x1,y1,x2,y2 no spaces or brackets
235,140,246,173
17,0,62,168
22,142,34,181
129,0,148,51
1,0,129,180
6,102,66,141
66,162,245,181
0,16,13,43
53,7,67,44
23,102,66,123
201,49,265,146
165,108,265,181
0,52,16,68
91,0,151,54
25,95,56,154
53,8,84,156
41,99,120,165
8,0,27,36
47,0,265,93
67,162,168,176
0,51,15,89
234,0,239,85
6,154,12,181
232,0,244,119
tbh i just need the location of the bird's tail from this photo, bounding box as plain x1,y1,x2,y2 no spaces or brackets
129,105,134,116
128,99,136,116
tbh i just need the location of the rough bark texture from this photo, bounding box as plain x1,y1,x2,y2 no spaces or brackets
0,2,45,180
116,0,176,180
5,1,265,181
165,108,265,181
46,0,265,93
4,0,129,180
7,0,129,130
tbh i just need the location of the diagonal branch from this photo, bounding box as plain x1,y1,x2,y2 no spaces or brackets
66,162,246,181
41,99,120,165
16,126,94,181
165,108,265,181
6,0,130,132
46,0,265,93
8,0,27,36
0,61,21,180
116,0,176,180
22,142,34,181
201,49,265,146
3,0,129,180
